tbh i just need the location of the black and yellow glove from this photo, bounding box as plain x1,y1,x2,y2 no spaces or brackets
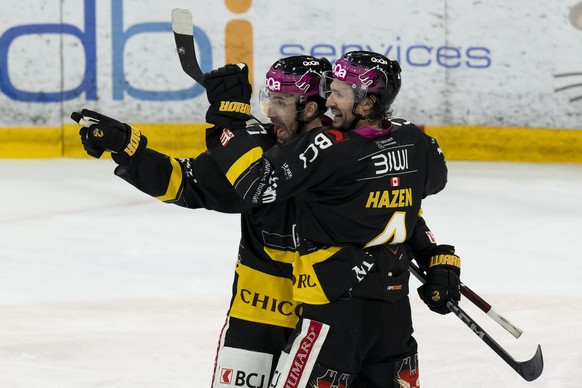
417,244,461,315
203,63,252,130
71,109,147,162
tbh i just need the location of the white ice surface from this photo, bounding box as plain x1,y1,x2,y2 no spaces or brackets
0,159,581,387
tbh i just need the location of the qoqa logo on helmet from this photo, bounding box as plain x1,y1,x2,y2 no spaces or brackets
302,60,319,66
370,56,388,65
265,77,281,91
333,63,347,79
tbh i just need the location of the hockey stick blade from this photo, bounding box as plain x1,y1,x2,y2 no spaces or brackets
171,8,205,85
410,263,523,338
447,302,544,381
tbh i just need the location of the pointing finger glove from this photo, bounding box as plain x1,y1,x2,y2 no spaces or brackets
71,109,147,162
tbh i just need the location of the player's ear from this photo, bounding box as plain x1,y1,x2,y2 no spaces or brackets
360,96,376,115
302,101,320,121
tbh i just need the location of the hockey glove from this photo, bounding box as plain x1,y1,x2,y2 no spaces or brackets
71,109,147,161
203,63,252,130
417,244,461,315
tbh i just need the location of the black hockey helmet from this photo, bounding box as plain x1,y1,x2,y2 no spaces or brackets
260,55,332,115
322,51,402,113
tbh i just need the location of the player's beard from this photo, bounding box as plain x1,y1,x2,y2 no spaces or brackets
274,121,299,143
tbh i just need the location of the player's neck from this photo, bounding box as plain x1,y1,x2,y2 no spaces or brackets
302,118,323,132
355,118,382,131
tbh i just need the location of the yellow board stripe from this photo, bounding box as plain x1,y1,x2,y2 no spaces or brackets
425,125,582,163
226,146,263,184
3,124,582,163
155,157,183,202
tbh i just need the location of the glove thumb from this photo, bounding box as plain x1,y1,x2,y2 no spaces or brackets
236,62,248,76
71,111,83,124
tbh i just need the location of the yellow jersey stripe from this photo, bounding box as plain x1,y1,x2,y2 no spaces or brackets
155,157,183,202
264,246,298,264
226,146,263,184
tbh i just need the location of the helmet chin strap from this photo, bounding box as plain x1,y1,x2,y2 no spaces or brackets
296,113,319,133
348,102,365,130
348,100,380,130
295,101,321,133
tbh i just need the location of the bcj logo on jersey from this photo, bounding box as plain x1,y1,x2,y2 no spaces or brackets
221,368,234,384
220,368,267,388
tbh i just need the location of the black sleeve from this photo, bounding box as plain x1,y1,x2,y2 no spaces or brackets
113,147,253,213
422,132,448,197
207,126,346,204
407,215,438,270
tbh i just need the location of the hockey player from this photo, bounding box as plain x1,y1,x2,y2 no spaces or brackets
203,51,461,387
71,56,387,387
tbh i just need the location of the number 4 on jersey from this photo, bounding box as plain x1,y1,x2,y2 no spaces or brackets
364,211,407,247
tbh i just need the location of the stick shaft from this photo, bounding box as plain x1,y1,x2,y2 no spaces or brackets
410,263,523,338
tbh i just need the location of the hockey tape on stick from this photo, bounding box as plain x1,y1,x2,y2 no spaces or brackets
410,262,523,338
172,8,205,85
410,263,543,381
171,9,261,124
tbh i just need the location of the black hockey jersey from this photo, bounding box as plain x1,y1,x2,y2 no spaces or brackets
207,119,447,303
114,125,302,328
112,123,417,322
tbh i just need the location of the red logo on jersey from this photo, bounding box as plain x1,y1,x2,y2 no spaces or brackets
220,368,233,384
220,129,235,146
425,230,437,244
394,355,419,388
315,370,349,387
390,177,400,187
324,129,349,143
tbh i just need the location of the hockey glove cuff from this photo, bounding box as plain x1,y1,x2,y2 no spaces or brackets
71,109,147,161
417,244,461,315
203,63,252,130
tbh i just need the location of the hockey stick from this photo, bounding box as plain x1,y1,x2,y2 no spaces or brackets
409,264,543,381
459,279,523,338
172,8,205,86
171,8,263,124
410,262,523,338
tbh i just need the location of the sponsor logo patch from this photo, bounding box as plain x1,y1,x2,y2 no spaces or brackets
324,129,349,143
220,128,235,146
221,368,233,384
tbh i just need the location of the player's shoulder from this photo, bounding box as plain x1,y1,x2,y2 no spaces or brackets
244,122,277,149
245,122,275,136
284,126,352,148
390,117,432,142
390,117,422,132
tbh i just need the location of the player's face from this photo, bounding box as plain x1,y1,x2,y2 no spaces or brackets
325,79,356,130
266,92,300,143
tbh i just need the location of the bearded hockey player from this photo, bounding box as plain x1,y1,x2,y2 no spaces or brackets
204,51,461,388
72,56,410,387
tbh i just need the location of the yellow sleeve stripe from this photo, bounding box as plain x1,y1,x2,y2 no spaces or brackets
226,146,264,185
300,245,343,264
155,157,183,202
264,246,298,264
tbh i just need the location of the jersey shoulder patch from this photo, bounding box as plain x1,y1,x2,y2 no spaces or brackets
323,129,350,143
